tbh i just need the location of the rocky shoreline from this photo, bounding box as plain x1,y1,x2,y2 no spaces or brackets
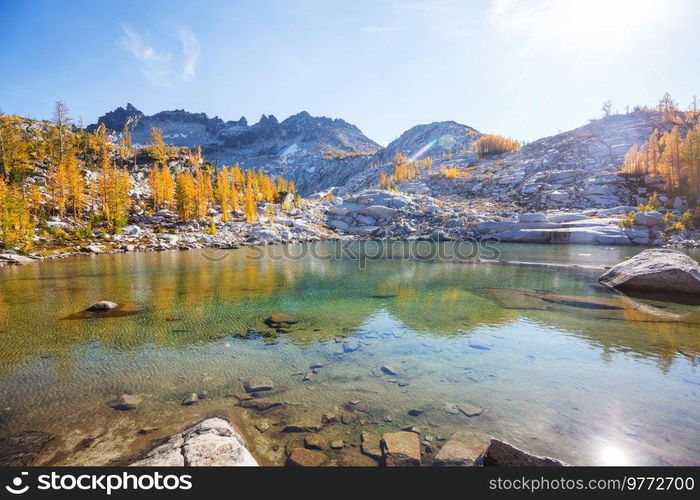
2,189,698,269
129,416,567,467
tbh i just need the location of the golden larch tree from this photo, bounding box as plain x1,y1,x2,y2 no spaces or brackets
214,168,231,222
0,114,31,182
150,127,168,166
174,171,196,221
242,186,257,223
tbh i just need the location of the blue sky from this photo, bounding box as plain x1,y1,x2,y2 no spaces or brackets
1,0,698,145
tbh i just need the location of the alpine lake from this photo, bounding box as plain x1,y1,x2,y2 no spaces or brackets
0,241,698,466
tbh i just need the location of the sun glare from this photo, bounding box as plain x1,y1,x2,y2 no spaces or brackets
597,444,632,466
491,0,660,53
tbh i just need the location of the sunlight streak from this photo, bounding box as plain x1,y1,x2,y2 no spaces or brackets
409,138,438,162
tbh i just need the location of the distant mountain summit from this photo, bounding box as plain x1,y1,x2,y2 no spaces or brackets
89,105,381,194
339,120,483,193
86,103,143,132
371,120,481,165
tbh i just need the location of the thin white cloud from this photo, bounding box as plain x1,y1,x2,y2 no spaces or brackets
178,27,201,82
118,24,200,87
120,25,170,63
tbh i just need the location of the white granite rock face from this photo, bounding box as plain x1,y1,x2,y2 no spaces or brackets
131,418,258,467
476,217,633,245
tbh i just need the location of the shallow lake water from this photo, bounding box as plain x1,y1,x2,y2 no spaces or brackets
0,242,698,465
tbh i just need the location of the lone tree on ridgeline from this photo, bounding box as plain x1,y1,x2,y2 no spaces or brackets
601,100,613,117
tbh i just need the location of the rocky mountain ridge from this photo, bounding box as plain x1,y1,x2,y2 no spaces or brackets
345,111,692,212
89,105,683,212
435,112,674,209
89,104,381,195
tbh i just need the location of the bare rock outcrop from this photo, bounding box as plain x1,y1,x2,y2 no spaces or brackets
131,418,257,466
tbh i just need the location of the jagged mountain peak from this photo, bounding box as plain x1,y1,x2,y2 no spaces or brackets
285,110,311,120
256,114,279,127
86,105,383,194
86,103,144,132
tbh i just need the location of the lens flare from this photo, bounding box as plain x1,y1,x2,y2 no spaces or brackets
409,138,438,162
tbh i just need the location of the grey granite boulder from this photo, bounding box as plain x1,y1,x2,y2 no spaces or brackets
131,418,257,466
87,301,118,312
483,439,567,467
599,249,700,295
634,210,664,226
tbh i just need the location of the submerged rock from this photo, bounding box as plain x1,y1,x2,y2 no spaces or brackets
282,421,324,433
337,451,379,467
599,249,700,295
444,402,460,414
286,448,326,466
361,431,383,460
483,439,567,467
237,398,281,412
131,418,257,466
321,412,339,424
457,404,483,417
107,393,141,411
341,412,356,424
304,433,327,450
181,393,198,406
343,339,359,352
0,431,54,466
538,295,623,310
434,431,490,466
243,377,274,393
265,313,298,327
380,365,398,376
382,431,421,466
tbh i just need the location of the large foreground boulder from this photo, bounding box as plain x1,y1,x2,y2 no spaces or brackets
599,249,700,295
131,418,257,466
483,439,567,467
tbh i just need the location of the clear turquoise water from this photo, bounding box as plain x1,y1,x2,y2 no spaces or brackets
0,242,698,465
